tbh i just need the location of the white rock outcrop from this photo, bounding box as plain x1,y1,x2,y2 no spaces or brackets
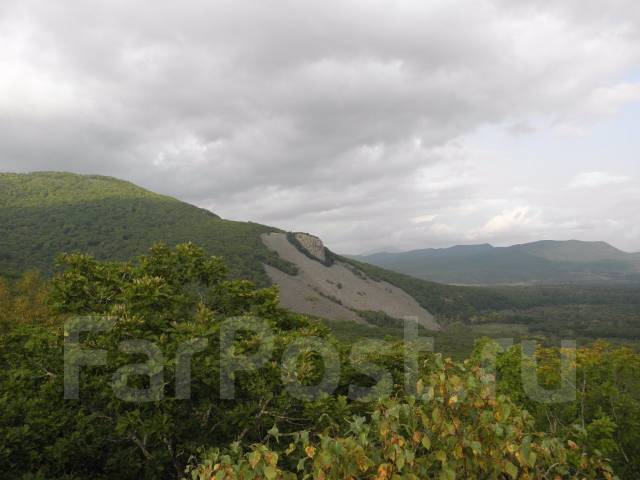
294,233,326,262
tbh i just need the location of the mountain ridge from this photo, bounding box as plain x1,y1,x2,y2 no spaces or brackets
353,239,640,285
0,171,288,284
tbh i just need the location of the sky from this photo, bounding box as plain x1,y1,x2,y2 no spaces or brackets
0,0,639,254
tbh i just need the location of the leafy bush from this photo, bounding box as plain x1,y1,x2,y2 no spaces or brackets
188,356,615,479
493,340,640,478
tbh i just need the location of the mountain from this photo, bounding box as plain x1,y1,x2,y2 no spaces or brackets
0,172,496,326
353,240,640,285
0,172,293,284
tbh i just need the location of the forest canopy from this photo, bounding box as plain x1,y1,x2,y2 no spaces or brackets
0,244,638,479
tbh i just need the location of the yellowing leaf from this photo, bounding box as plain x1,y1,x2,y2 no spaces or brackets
248,450,261,469
504,461,518,479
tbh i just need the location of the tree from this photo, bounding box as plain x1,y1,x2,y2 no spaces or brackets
0,244,337,479
187,355,615,479
491,340,640,478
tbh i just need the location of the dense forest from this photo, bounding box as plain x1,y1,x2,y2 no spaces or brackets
345,257,640,344
0,172,295,284
0,245,639,479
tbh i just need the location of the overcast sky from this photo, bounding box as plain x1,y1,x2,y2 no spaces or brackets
1,0,639,253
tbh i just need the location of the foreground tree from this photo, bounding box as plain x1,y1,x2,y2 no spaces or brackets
1,244,340,479
493,340,640,478
0,244,622,479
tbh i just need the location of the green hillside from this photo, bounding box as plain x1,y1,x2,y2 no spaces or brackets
0,172,294,284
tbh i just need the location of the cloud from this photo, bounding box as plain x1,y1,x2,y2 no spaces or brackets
585,83,640,117
0,0,639,252
568,171,632,189
412,214,438,224
474,206,544,237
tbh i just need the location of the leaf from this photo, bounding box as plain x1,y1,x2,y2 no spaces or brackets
504,461,518,479
263,465,278,479
421,435,431,450
248,450,261,469
469,441,482,456
439,465,455,480
519,440,536,467
497,403,512,422
432,407,442,424
268,424,280,441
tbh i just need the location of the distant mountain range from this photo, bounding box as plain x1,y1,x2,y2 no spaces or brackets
351,240,640,285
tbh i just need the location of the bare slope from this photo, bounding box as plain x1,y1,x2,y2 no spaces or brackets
262,232,439,330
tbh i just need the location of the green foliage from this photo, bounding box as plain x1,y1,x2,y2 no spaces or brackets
490,340,640,478
0,172,295,284
0,244,334,479
0,244,634,479
188,356,615,479
470,297,640,340
0,270,51,333
342,257,529,320
357,310,418,329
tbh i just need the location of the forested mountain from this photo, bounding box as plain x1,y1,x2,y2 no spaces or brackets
0,172,293,284
353,240,640,285
0,172,532,322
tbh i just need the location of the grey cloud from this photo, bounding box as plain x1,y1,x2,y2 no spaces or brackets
1,0,639,253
